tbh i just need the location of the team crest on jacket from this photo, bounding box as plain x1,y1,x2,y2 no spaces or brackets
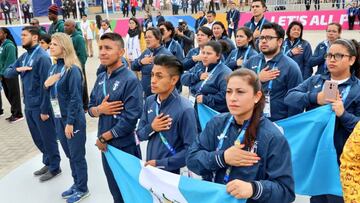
113,81,120,91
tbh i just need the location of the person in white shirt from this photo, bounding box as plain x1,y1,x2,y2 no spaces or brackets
81,14,94,57
98,19,112,39
126,17,142,64
205,10,216,29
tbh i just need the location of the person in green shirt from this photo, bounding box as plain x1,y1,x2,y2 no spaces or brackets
30,18,47,35
64,19,89,111
0,27,23,122
48,4,64,35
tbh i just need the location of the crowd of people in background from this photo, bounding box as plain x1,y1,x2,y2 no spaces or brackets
1,0,360,203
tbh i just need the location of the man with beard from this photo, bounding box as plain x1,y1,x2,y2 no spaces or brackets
48,4,64,35
243,22,303,121
88,33,143,203
3,26,61,181
64,19,89,111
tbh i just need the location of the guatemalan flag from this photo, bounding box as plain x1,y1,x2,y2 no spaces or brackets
105,144,247,203
197,103,343,197
105,103,342,202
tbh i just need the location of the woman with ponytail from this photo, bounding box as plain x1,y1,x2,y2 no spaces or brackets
187,69,295,202
44,33,89,203
285,38,360,203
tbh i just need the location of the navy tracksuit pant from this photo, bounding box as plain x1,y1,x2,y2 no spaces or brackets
25,109,61,172
55,115,88,193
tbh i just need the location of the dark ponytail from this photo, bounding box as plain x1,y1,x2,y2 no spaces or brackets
226,69,265,148
0,27,18,58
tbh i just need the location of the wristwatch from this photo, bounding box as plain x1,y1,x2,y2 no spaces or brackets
98,135,107,144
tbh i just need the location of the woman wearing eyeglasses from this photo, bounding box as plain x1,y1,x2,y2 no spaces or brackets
187,69,295,202
285,39,360,203
307,22,341,77
225,27,258,71
181,41,231,113
282,21,312,80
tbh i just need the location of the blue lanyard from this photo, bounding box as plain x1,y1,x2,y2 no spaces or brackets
166,40,174,52
199,17,205,26
215,116,251,183
22,45,41,67
341,85,351,102
49,65,66,97
197,62,221,94
267,62,277,92
102,76,108,97
283,39,301,55
323,41,330,71
155,102,176,155
256,60,263,74
230,10,236,20
250,17,265,31
235,46,251,63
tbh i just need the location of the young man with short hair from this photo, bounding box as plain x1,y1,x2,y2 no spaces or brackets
137,55,198,174
88,33,143,203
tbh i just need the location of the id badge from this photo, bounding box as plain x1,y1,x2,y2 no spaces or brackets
189,95,196,104
229,23,234,29
264,93,271,118
50,98,62,118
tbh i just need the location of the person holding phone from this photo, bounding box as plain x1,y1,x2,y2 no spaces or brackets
285,39,360,203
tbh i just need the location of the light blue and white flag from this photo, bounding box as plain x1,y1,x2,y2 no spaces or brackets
197,104,219,130
105,145,246,203
196,104,342,196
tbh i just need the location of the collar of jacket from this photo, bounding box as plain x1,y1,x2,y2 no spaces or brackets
1,39,11,47
320,73,358,86
164,39,174,48
105,63,128,79
251,16,265,25
259,51,284,64
149,45,164,55
56,58,65,66
26,44,40,53
71,30,81,38
207,60,221,72
237,45,250,52
154,88,180,107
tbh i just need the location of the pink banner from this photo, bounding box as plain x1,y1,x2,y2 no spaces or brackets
239,9,351,30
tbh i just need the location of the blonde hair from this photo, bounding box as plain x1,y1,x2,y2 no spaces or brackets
51,33,81,70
